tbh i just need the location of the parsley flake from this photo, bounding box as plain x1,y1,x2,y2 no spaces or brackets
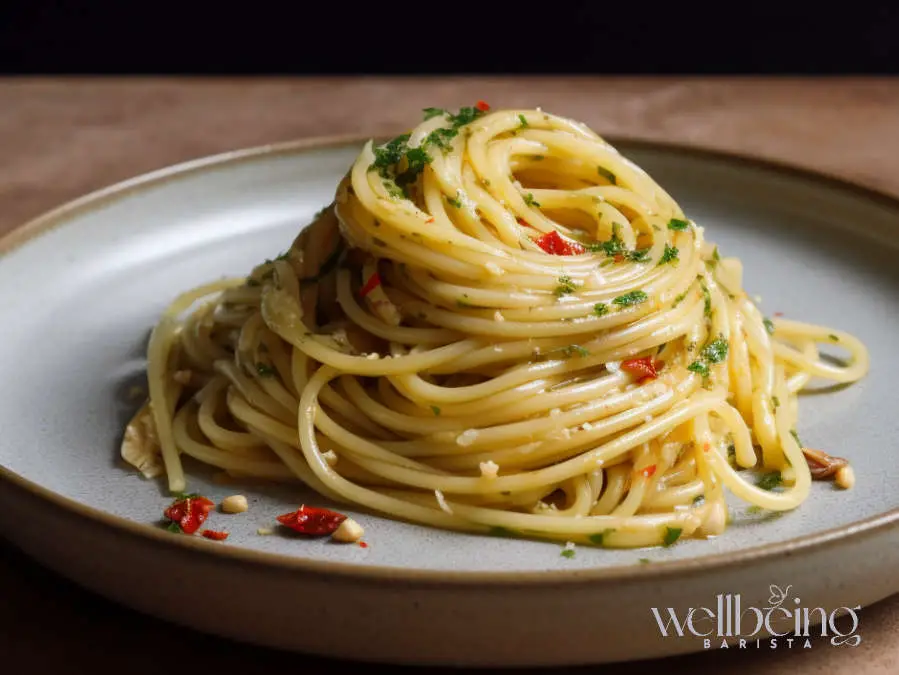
555,275,578,296
523,192,541,207
488,526,516,538
772,395,780,409
638,558,651,564
763,317,775,335
757,471,783,491
445,193,463,209
790,429,803,447
700,336,729,364
166,521,183,534
518,113,529,128
687,361,710,377
613,290,648,307
829,334,840,342
663,527,682,547
560,548,576,559
562,345,590,358
430,405,441,416
593,303,609,317
423,107,448,120
658,243,679,266
256,364,276,377
597,167,617,185
667,218,690,231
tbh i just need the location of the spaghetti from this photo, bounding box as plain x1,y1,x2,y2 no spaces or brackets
122,105,869,549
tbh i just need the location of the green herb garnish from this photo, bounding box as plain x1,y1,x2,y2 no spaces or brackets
700,281,712,317
561,345,590,358
423,107,448,120
663,527,682,547
790,429,803,447
593,303,608,317
700,336,729,364
667,218,690,231
763,317,775,335
829,334,839,342
555,275,578,296
658,243,679,266
671,290,688,308
166,522,183,534
488,526,516,538
772,395,780,409
430,405,441,416
687,361,710,378
523,192,541,207
445,193,463,209
625,248,652,263
561,548,576,559
518,113,529,128
256,364,277,377
638,558,651,564
597,167,617,185
756,471,783,491
613,290,648,307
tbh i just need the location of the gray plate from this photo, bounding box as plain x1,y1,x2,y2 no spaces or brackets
1,138,897,666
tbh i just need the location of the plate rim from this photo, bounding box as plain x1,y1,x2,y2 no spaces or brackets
2,132,897,586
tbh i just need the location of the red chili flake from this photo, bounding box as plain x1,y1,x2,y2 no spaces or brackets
703,443,711,453
425,217,435,223
534,230,586,256
164,495,215,535
359,272,382,298
277,505,347,536
476,100,490,112
614,254,624,262
774,312,784,317
201,529,229,541
641,465,657,479
359,541,369,549
517,217,529,227
621,357,659,381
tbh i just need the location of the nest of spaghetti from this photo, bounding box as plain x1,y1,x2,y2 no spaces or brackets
123,105,867,550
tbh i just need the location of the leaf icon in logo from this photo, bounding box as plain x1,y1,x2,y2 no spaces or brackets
768,584,792,607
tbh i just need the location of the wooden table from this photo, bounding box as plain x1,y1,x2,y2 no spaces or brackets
1,77,897,673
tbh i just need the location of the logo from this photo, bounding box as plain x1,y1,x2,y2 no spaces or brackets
651,585,862,650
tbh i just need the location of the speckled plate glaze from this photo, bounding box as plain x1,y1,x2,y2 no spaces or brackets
1,137,898,666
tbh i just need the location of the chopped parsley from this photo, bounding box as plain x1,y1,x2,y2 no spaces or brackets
687,361,710,378
555,275,578,296
430,405,441,416
370,105,488,194
746,505,764,515
589,529,613,546
638,558,651,564
625,248,652,263
687,336,728,379
756,471,783,491
518,113,529,128
613,290,648,307
700,280,712,317
663,527,682,547
708,246,721,268
829,334,840,342
597,167,617,185
166,521,183,534
593,303,609,317
700,336,729,364
523,192,541,207
488,526,516,538
256,364,277,377
658,243,679,266
533,154,545,161
772,395,780,409
561,344,590,358
423,107,447,120
763,317,776,335
667,218,690,231
790,429,803,447
671,290,688,308
445,193,463,209
560,548,576,559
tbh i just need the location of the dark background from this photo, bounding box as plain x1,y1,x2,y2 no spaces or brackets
1,3,898,74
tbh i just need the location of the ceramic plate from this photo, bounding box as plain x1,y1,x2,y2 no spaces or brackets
1,137,898,666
